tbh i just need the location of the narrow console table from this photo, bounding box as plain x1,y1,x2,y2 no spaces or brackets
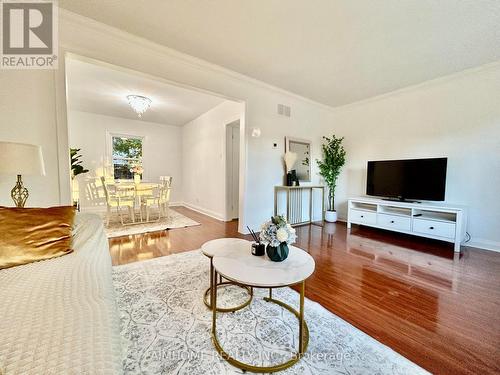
274,185,325,226
347,197,467,252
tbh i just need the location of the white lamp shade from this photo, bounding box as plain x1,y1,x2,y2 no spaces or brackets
0,141,46,176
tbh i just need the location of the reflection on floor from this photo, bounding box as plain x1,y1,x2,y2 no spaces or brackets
108,207,500,375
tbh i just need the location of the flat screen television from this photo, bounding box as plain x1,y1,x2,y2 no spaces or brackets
366,158,447,202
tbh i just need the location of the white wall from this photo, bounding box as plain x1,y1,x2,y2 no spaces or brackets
68,111,183,207
181,101,243,220
328,64,500,251
0,71,61,207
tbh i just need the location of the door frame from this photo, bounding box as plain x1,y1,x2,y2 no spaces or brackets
224,120,240,221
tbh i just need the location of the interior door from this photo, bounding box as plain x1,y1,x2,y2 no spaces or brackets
226,122,240,219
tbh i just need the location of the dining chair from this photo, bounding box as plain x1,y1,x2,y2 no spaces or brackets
100,176,136,225
159,186,171,219
159,176,173,188
141,185,171,222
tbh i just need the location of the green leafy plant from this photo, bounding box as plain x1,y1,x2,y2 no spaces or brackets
112,137,142,159
70,148,89,179
317,135,346,211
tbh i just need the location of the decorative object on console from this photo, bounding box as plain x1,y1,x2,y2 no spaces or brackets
259,215,297,262
126,94,152,118
0,141,46,207
283,151,298,186
317,135,346,222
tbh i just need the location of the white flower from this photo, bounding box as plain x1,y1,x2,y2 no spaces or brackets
276,228,289,243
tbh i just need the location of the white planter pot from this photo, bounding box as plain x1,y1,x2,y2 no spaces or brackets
325,210,338,223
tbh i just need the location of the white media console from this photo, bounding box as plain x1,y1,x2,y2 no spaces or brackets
347,197,467,252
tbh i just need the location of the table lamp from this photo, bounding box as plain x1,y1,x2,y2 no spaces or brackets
0,141,46,207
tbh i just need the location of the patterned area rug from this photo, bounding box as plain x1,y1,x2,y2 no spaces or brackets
112,250,428,374
104,208,200,238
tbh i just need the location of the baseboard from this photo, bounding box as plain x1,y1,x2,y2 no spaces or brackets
166,201,183,207
465,238,500,253
181,202,225,221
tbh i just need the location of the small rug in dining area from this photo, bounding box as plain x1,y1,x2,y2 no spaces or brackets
112,250,429,374
104,208,200,238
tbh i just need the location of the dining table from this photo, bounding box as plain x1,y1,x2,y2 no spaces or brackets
114,181,161,223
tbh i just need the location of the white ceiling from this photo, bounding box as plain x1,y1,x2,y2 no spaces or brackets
65,58,226,126
60,0,500,107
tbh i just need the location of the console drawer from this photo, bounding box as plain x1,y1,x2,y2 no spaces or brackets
350,209,377,225
413,218,456,239
377,213,411,231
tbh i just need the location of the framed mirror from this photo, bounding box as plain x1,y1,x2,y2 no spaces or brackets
285,137,311,182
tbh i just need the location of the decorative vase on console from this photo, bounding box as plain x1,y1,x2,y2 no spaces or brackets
283,152,299,186
259,215,297,262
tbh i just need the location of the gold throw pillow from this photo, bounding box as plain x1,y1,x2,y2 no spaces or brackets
0,206,76,270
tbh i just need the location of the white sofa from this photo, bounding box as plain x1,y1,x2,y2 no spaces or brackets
0,214,122,374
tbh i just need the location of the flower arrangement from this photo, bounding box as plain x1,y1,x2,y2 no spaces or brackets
130,163,144,175
260,215,297,247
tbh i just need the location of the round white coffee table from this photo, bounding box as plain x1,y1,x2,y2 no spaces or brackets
201,238,253,312
211,245,315,373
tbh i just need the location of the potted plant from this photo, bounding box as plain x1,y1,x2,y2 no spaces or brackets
259,215,297,262
70,148,89,209
70,148,89,179
317,135,346,222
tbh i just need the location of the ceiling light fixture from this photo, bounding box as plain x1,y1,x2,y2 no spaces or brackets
126,95,152,118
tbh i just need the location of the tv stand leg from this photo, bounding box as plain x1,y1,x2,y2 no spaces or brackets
454,241,461,253
347,222,351,229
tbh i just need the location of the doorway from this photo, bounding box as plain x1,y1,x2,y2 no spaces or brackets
226,120,240,220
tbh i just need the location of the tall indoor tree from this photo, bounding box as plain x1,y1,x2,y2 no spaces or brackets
317,135,346,222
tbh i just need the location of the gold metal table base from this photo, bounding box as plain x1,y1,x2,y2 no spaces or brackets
204,258,253,312
203,282,253,312
211,270,309,373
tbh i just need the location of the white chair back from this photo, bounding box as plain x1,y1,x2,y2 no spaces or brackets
159,176,172,188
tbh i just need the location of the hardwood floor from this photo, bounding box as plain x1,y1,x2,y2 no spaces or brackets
109,207,500,375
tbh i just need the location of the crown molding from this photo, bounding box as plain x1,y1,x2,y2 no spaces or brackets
331,59,500,112
58,9,337,113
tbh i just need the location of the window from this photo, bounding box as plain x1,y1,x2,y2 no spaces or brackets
111,135,143,180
